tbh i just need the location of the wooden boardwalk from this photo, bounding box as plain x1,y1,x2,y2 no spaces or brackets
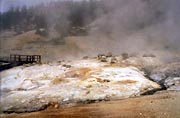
0,54,41,71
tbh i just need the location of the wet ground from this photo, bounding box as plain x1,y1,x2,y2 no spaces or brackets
1,91,180,118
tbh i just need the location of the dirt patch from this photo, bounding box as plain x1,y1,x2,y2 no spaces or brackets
118,80,137,84
51,77,67,85
96,78,111,83
65,68,92,78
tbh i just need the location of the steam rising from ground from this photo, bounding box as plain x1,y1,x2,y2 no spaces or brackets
86,0,180,57
46,0,180,61
1,0,180,62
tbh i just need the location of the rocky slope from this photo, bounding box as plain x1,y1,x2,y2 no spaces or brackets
1,54,180,115
0,55,161,113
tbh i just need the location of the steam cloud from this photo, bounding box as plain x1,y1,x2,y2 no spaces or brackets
1,0,180,62
38,0,180,61
86,0,180,58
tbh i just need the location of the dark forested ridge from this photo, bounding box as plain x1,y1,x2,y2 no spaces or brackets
0,0,105,36
0,6,46,31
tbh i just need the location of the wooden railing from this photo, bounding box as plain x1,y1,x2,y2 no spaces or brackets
0,54,41,71
10,54,41,63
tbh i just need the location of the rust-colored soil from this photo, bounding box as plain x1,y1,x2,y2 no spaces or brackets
1,91,180,118
117,80,137,84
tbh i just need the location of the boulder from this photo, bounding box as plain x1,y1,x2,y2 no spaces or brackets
164,77,180,91
150,62,180,90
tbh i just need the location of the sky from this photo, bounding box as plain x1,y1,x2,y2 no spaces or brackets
0,0,62,12
0,0,86,12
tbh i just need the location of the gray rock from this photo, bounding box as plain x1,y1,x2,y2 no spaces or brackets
150,73,166,83
164,77,180,91
150,62,180,91
110,57,118,64
97,54,108,62
121,53,129,60
167,85,180,91
106,52,113,57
